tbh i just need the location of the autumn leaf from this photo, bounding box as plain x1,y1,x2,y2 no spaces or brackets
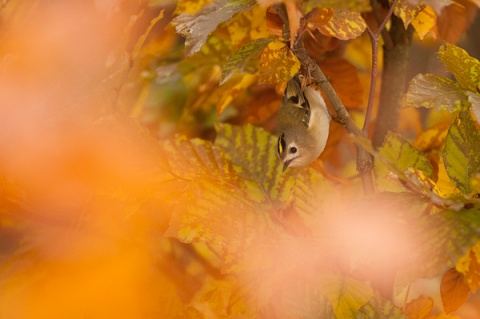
393,0,425,28
172,0,255,56
174,0,213,15
404,296,434,319
357,293,404,319
214,123,326,217
216,73,256,115
437,0,478,44
406,74,469,112
163,124,326,272
305,7,334,31
410,6,436,40
221,38,273,84
375,131,434,191
319,275,373,319
131,10,164,61
456,241,480,292
302,0,371,12
440,268,470,314
318,9,367,40
227,4,271,50
443,111,480,195
413,122,449,152
438,42,480,93
259,40,300,83
319,56,364,108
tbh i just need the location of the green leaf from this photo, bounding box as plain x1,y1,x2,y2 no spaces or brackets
443,111,480,195
221,38,273,84
406,74,469,112
376,132,434,190
438,42,480,93
172,0,255,56
320,275,373,319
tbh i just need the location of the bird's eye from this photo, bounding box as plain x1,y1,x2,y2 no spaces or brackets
290,147,297,154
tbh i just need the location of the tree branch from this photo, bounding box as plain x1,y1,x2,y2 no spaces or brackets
363,0,399,135
372,14,414,148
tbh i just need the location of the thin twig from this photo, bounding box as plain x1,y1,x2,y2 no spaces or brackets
363,0,399,135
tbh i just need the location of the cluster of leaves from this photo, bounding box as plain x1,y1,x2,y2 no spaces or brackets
1,0,480,318
147,0,480,317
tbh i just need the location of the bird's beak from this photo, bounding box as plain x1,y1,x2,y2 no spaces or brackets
282,160,292,172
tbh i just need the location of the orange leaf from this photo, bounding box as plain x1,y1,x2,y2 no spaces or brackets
306,7,334,30
217,73,257,115
318,9,366,40
266,6,284,36
440,268,470,314
411,6,436,40
319,57,364,108
405,296,434,319
437,0,477,44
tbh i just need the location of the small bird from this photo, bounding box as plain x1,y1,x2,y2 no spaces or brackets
277,74,331,171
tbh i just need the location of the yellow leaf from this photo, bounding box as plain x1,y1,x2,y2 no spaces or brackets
259,41,300,84
319,9,366,40
174,0,213,15
413,122,449,152
217,73,257,115
393,0,425,28
227,5,271,51
436,156,460,197
456,241,480,292
411,6,436,40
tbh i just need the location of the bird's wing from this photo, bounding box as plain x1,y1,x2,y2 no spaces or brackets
282,75,311,127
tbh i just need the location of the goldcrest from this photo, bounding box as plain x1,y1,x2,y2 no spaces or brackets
277,74,331,171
